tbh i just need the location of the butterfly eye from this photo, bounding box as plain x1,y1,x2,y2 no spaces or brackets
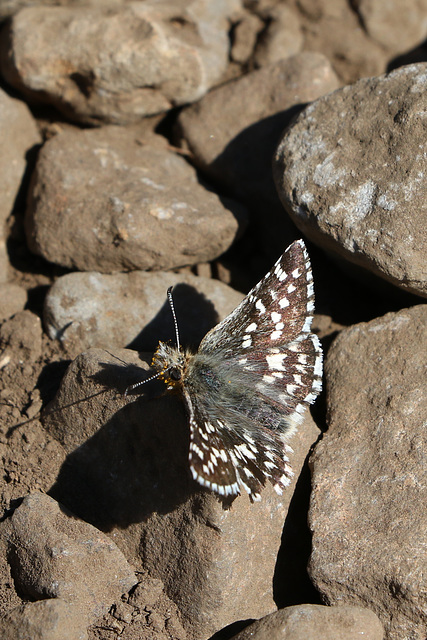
169,367,182,381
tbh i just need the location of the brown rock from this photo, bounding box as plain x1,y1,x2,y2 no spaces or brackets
2,493,137,625
178,52,339,190
0,2,237,124
274,63,427,299
0,599,87,640
25,125,247,272
309,305,427,640
43,348,320,639
0,283,27,321
291,0,389,84
0,87,41,283
177,52,339,256
253,5,303,67
230,12,264,64
0,236,7,284
44,269,244,356
355,0,427,55
93,575,187,639
0,310,42,363
231,604,384,640
0,87,40,228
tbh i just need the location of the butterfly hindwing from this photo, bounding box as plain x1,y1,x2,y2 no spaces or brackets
183,387,294,502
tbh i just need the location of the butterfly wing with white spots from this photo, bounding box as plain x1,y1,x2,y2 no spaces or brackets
176,239,323,501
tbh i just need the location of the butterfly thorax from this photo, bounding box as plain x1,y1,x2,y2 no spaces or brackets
151,341,191,389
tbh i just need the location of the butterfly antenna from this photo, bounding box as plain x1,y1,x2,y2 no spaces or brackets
167,286,181,352
125,370,163,396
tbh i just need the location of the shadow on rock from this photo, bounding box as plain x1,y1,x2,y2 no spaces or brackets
45,350,200,531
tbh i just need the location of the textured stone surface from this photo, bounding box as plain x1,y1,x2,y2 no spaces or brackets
44,269,244,356
0,599,87,640
43,348,320,639
309,305,427,640
1,493,137,625
177,52,339,256
0,1,238,124
274,63,427,298
90,575,187,639
231,604,384,640
25,125,246,272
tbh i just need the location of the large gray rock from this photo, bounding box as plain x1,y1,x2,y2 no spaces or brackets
25,125,246,272
309,305,427,640
274,63,427,299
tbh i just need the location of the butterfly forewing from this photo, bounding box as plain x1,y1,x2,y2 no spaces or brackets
199,240,315,358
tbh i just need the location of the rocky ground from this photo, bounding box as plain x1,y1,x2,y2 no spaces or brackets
0,1,426,639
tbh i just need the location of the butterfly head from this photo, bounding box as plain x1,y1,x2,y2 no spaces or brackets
151,341,186,389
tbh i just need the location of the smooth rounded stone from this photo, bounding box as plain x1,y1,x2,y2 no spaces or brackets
42,347,321,639
309,305,427,640
0,87,41,279
44,269,244,355
274,63,427,299
0,283,27,321
0,1,237,124
25,125,247,273
2,493,137,626
177,52,339,256
0,599,87,640
231,604,384,640
253,5,303,67
356,0,427,55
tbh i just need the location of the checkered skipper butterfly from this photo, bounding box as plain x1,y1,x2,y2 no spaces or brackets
128,239,322,502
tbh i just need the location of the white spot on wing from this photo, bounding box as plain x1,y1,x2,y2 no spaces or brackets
255,299,266,313
266,353,287,370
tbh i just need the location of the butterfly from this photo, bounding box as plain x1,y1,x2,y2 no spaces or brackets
127,239,323,502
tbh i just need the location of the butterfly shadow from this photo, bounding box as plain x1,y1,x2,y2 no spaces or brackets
126,282,220,353
45,352,218,531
